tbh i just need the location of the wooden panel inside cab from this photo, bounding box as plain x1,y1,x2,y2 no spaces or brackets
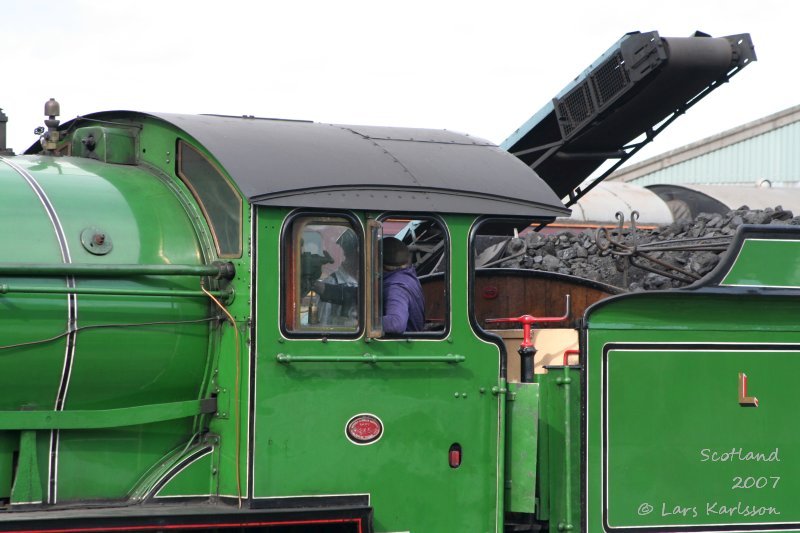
422,269,620,329
421,269,620,379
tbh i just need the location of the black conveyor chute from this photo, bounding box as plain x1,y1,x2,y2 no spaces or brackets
501,31,756,206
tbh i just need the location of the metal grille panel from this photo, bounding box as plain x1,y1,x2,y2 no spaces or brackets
557,83,594,137
591,52,630,107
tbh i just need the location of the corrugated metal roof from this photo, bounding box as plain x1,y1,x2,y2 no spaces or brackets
648,183,800,211
610,105,800,185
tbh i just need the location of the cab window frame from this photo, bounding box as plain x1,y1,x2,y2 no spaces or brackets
176,140,243,259
377,213,451,339
280,210,365,339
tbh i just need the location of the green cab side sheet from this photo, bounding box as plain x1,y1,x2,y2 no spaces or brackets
586,292,800,532
253,208,504,533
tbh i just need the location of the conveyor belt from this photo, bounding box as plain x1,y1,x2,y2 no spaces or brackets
502,31,756,207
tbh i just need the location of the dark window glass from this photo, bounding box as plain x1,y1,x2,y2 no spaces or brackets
177,141,242,257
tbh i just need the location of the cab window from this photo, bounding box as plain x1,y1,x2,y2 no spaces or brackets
284,215,361,335
378,216,448,336
176,141,243,258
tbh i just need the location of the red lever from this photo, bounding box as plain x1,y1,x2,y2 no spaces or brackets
485,314,538,348
485,295,571,348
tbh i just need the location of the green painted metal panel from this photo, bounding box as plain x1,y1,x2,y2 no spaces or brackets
0,115,254,506
70,126,137,165
0,161,70,414
29,157,212,502
11,431,42,504
0,399,209,430
254,208,503,532
132,118,253,502
58,423,186,500
722,239,800,287
0,154,218,503
539,369,580,533
587,293,800,332
156,449,216,498
505,382,539,513
605,347,797,528
0,437,13,500
586,292,800,532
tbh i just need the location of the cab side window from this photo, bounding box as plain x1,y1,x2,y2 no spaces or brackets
379,216,448,336
176,141,242,258
284,215,361,335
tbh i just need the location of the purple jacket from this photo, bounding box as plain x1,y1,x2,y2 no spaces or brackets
383,266,425,334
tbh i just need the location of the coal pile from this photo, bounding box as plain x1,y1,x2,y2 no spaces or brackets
478,206,798,291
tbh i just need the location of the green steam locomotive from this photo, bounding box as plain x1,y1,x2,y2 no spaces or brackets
2,30,789,533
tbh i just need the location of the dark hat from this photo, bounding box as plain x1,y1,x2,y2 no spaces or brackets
383,237,411,268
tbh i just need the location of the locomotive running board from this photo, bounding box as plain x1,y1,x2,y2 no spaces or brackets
501,31,756,207
0,501,373,532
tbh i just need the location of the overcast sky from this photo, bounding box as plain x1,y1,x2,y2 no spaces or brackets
1,0,791,167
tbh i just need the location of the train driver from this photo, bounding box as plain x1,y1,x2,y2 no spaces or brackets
382,237,425,334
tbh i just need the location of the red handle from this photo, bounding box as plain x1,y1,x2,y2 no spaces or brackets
485,296,571,349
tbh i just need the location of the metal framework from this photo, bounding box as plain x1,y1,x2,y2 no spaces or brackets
502,31,757,208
